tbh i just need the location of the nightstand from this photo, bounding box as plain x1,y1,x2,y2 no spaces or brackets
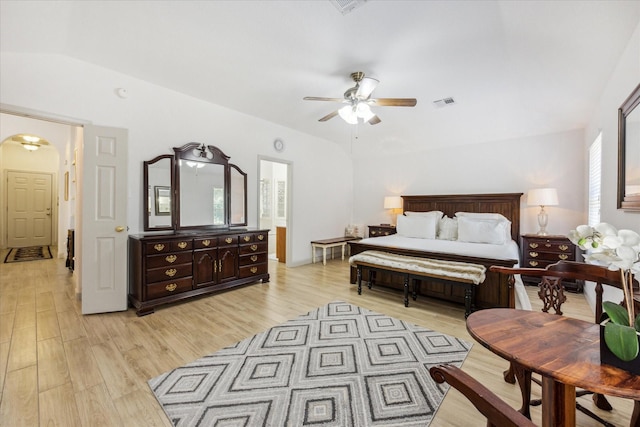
520,234,583,292
368,224,397,237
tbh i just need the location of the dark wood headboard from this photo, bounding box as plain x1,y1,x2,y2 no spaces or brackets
402,193,523,240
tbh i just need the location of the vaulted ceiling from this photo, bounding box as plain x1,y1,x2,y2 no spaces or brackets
1,1,638,152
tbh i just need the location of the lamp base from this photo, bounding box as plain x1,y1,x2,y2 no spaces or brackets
536,207,549,236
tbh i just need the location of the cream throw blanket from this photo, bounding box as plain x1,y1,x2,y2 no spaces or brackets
349,250,486,285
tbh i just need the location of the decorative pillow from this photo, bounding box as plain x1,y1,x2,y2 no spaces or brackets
396,215,437,239
457,216,510,244
437,216,458,240
455,212,512,240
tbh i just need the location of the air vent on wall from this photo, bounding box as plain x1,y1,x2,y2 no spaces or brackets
433,97,456,108
330,0,368,15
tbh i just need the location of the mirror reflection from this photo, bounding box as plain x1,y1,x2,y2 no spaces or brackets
230,165,247,226
179,160,226,227
144,155,173,231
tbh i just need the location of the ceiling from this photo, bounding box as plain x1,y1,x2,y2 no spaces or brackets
1,1,639,153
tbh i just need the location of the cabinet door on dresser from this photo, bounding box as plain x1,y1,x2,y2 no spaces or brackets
239,231,268,279
218,235,239,283
144,238,193,299
520,234,583,292
193,237,218,288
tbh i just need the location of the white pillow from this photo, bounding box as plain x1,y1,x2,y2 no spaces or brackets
396,215,437,239
405,210,443,220
457,217,510,244
455,212,512,240
437,216,458,240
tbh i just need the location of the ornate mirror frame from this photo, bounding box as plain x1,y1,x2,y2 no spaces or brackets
143,154,174,231
617,83,640,211
173,142,248,230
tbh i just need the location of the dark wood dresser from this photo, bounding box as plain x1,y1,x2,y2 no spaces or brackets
520,234,583,292
129,229,269,315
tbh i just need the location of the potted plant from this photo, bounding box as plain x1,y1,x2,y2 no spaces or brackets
569,223,640,372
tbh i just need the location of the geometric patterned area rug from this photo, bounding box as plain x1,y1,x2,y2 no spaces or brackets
149,301,472,426
4,246,52,263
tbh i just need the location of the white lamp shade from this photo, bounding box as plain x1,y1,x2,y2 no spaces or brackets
527,188,558,207
338,105,358,124
384,196,402,209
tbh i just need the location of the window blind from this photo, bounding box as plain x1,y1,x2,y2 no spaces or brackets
588,133,602,226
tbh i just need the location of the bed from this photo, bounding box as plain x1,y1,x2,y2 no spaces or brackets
348,193,531,311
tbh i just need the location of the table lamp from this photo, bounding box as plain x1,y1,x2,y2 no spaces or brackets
527,188,558,236
384,196,403,225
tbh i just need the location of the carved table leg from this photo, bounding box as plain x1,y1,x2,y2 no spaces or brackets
512,362,533,419
503,362,516,384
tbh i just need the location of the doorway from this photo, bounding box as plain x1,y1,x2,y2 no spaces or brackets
258,158,291,264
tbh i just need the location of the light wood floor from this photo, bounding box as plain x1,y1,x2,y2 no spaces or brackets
0,251,635,426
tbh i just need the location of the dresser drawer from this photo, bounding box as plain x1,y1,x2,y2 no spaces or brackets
239,242,267,255
194,237,218,249
238,232,268,244
524,240,573,255
146,252,192,269
146,263,192,283
145,239,192,254
146,277,192,299
239,263,268,279
218,235,238,246
524,251,574,263
239,253,267,266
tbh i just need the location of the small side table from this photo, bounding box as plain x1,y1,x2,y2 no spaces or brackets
368,224,397,237
520,234,582,292
311,237,360,265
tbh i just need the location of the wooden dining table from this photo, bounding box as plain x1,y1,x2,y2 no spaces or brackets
466,308,640,427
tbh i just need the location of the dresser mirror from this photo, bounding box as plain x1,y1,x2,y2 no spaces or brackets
142,143,248,231
618,83,640,211
174,142,248,229
143,154,174,231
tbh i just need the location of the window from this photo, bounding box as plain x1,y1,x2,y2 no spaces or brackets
588,133,602,226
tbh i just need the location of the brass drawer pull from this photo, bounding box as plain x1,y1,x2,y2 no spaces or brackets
178,241,188,249
203,239,211,247
371,231,378,236
257,234,264,240
529,261,539,267
165,255,177,263
244,236,251,242
558,254,569,260
384,232,390,235
165,283,177,292
154,243,165,252
250,267,258,274
225,238,233,244
251,255,258,262
165,268,177,277
529,252,539,258
545,243,551,248
529,243,538,248
559,245,569,251
250,244,258,251
219,260,222,270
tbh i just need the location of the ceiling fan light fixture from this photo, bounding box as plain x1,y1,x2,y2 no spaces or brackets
356,103,375,121
338,105,358,124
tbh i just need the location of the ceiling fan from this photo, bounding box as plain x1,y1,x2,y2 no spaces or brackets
303,72,417,125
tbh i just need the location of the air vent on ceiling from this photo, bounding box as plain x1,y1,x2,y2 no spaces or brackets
433,97,456,108
330,0,368,15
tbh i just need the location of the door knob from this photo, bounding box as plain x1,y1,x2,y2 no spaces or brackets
115,226,125,232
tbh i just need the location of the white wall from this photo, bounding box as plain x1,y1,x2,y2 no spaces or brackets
0,53,353,266
352,128,586,237
585,20,640,232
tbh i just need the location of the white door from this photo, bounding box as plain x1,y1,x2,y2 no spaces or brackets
7,171,53,247
80,125,128,314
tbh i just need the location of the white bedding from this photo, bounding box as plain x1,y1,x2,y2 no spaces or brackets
355,235,532,310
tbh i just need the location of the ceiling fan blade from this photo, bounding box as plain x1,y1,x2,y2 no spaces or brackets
356,77,379,99
368,115,381,125
318,111,339,122
304,96,345,102
370,98,417,107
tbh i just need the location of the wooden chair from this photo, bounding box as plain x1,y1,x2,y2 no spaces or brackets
429,364,536,427
490,261,640,426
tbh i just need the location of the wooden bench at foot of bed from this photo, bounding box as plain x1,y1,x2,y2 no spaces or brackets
349,250,487,317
